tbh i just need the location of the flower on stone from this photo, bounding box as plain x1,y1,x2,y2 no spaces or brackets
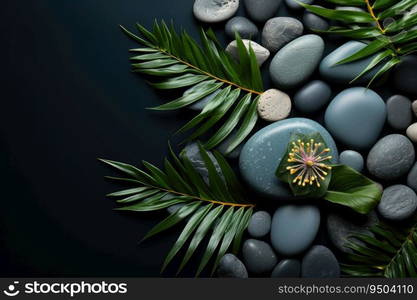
286,139,333,187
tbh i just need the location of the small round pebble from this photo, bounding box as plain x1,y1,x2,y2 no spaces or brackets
407,162,417,193
412,100,417,117
302,245,340,278
242,239,278,274
243,0,282,23
378,185,417,221
303,11,330,31
217,253,248,278
226,39,270,66
285,0,314,10
225,16,258,40
262,17,304,53
257,89,292,122
386,95,413,130
248,211,272,238
294,80,331,114
407,123,417,143
193,0,239,23
339,150,364,172
271,259,301,278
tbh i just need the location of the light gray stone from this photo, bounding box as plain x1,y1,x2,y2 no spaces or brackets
378,185,417,221
217,253,248,278
257,89,292,122
407,123,417,143
225,16,259,40
193,0,239,23
226,39,270,66
242,239,277,274
303,11,329,31
248,211,272,238
286,0,314,11
339,150,364,172
244,0,282,23
262,17,304,53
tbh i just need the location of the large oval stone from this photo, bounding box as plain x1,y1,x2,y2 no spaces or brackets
239,118,338,199
242,239,277,274
325,87,386,150
302,245,340,278
270,35,324,89
271,259,301,278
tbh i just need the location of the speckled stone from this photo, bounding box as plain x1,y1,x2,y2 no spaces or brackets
408,163,417,193
271,259,301,278
407,123,417,143
270,35,324,89
386,95,413,130
239,118,338,199
303,11,329,31
189,89,222,111
244,0,282,23
325,87,386,150
225,16,259,40
285,0,314,10
248,211,272,238
378,185,417,221
193,0,239,23
339,150,364,172
294,80,331,114
257,89,292,122
393,55,417,95
242,239,278,274
302,246,340,278
226,39,270,66
271,205,320,256
367,134,415,181
262,17,304,53
217,253,248,278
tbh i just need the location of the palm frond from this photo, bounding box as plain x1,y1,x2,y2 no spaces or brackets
301,0,417,85
342,216,417,278
100,143,254,276
120,20,263,155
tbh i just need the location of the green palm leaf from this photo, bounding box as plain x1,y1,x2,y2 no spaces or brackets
120,21,264,155
99,144,254,276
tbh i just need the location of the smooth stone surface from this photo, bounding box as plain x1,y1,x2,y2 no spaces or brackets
320,41,383,84
408,163,417,193
285,0,314,10
257,89,292,122
386,95,413,130
393,55,417,95
407,123,417,143
367,134,415,181
226,39,270,66
189,89,222,111
412,100,417,117
242,239,277,274
225,16,259,39
325,87,386,150
240,118,338,199
216,129,243,159
193,0,239,23
244,0,282,23
262,17,303,53
378,185,417,221
248,211,272,238
270,35,324,89
217,254,248,278
339,150,364,172
270,205,320,256
302,245,340,278
294,80,331,114
303,11,329,31
327,211,378,252
271,259,301,278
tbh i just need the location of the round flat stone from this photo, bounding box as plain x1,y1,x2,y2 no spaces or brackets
339,150,364,172
248,211,272,238
225,16,258,40
271,259,301,278
407,123,417,143
270,205,320,256
386,95,413,130
303,11,330,31
193,0,239,23
408,163,417,193
262,17,304,53
217,253,248,278
257,89,292,122
378,185,417,221
242,239,277,274
285,0,314,10
294,80,332,114
244,0,282,23
302,245,340,278
393,55,417,95
270,35,324,89
239,118,338,199
226,39,270,66
367,134,415,181
325,87,386,150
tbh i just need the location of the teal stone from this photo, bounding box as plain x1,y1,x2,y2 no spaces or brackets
320,41,384,84
239,118,338,199
325,87,386,150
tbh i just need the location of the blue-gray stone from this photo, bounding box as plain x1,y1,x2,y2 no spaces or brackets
244,0,282,23
189,89,222,111
242,239,277,274
270,35,324,89
262,17,304,53
378,185,417,221
294,80,332,114
248,211,271,238
320,41,384,84
325,87,386,150
285,0,314,10
367,134,415,181
239,118,338,199
271,259,301,278
393,55,417,95
225,16,258,40
302,245,340,278
270,205,320,256
217,253,248,278
339,150,364,172
303,11,329,31
386,95,413,130
408,163,417,193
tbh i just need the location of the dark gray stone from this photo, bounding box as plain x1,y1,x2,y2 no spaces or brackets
225,16,258,39
408,163,417,193
285,0,314,10
378,185,417,221
244,0,282,23
262,17,304,53
393,55,417,95
217,253,248,278
303,11,329,31
367,134,415,181
248,211,272,238
271,259,301,278
189,89,222,111
386,95,413,130
294,80,332,114
193,0,239,23
412,100,417,117
242,239,278,274
302,245,340,278
339,150,364,172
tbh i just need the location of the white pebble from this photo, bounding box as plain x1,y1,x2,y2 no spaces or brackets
193,0,239,23
257,89,292,122
407,123,417,143
226,39,270,66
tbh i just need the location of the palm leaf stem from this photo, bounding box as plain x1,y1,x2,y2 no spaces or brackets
366,0,386,33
